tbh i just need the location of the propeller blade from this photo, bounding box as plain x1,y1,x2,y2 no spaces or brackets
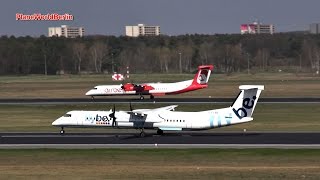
129,102,133,111
109,104,116,127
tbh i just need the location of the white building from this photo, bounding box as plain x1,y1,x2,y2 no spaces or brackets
125,24,160,37
241,22,274,34
48,25,85,38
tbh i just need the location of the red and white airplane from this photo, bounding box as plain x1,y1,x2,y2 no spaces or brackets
85,65,213,99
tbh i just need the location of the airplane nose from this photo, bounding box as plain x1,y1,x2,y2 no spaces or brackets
52,118,61,126
52,120,57,126
85,90,93,96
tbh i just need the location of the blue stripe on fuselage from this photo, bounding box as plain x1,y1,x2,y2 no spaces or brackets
209,115,214,128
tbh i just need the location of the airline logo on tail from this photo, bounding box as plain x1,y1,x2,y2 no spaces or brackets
232,96,256,119
192,65,213,85
231,85,264,119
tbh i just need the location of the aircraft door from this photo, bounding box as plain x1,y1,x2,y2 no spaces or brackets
77,114,83,125
186,119,192,129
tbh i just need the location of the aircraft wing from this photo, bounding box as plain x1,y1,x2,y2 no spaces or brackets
132,105,178,114
121,105,178,123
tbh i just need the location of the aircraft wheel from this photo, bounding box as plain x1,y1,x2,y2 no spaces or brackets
139,96,144,100
60,128,65,135
91,96,95,100
140,131,145,137
150,95,155,99
157,129,163,135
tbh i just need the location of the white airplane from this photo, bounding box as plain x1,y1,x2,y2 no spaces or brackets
85,65,213,100
53,85,264,137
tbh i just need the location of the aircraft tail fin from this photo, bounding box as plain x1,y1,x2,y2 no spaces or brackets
192,65,214,85
231,85,264,119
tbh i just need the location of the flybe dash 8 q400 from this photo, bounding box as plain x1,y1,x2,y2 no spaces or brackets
53,85,264,137
85,65,213,100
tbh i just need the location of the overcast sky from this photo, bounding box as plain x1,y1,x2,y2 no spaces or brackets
1,0,320,36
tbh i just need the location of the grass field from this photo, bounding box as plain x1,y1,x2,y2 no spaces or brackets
0,73,319,98
0,149,320,179
0,103,319,132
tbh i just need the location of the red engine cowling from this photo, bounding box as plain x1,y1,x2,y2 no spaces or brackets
142,85,154,91
121,83,154,92
121,83,135,91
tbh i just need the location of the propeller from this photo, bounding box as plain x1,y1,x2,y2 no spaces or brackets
129,102,133,111
109,104,117,127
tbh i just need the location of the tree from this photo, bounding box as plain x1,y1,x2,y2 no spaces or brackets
159,47,171,73
72,42,86,73
89,42,108,73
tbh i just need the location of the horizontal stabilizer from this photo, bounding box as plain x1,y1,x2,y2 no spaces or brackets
239,85,264,90
240,117,253,122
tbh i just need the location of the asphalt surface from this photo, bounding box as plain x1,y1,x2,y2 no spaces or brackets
0,97,320,104
1,132,320,145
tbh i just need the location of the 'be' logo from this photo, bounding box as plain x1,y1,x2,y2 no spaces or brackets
232,96,256,119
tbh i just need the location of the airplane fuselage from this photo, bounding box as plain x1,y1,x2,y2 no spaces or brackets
53,85,263,136
52,107,252,131
86,80,207,97
85,65,213,98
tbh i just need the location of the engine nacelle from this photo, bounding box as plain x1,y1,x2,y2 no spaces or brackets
121,83,135,91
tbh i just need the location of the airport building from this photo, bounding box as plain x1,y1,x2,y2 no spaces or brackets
125,24,161,37
310,23,320,34
240,22,275,34
48,25,85,38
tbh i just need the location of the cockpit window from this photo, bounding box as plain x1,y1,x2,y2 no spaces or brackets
63,114,71,117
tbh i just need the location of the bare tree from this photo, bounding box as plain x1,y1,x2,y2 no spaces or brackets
89,42,108,73
159,47,171,73
302,39,320,74
255,48,270,71
199,42,211,65
72,42,86,73
177,44,193,72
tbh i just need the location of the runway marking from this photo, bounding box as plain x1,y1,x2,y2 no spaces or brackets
1,135,131,138
1,102,320,105
1,144,320,149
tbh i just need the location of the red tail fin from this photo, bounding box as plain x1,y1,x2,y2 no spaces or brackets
192,65,214,85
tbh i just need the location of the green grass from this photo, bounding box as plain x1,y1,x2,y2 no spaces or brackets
0,149,320,179
0,73,320,98
0,103,319,132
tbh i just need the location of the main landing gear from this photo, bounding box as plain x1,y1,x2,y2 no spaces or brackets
157,129,163,135
139,95,154,100
60,127,65,135
139,129,146,137
138,129,164,137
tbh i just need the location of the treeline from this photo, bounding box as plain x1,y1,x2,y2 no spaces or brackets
0,33,320,75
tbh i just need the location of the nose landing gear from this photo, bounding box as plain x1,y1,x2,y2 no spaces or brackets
60,127,65,135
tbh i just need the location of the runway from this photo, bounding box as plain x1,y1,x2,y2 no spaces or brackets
1,132,320,148
0,97,320,105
